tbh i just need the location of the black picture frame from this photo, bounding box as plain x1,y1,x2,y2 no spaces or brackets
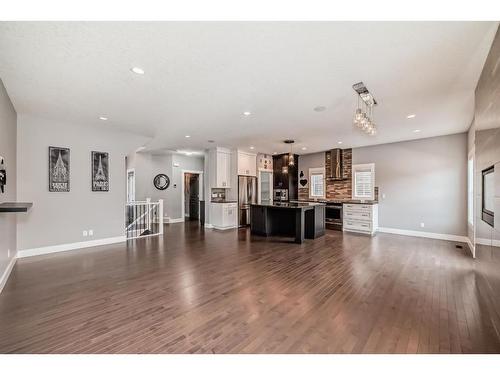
49,146,70,192
482,165,494,227
91,151,110,192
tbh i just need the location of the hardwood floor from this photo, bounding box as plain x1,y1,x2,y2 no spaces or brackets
1,222,500,353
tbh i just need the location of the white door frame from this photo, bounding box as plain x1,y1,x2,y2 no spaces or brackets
181,170,204,221
126,168,136,202
258,169,273,204
467,147,476,258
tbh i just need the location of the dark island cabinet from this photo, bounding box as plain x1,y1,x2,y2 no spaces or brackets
272,153,299,199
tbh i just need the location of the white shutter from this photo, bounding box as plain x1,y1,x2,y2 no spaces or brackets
309,167,325,198
352,164,375,200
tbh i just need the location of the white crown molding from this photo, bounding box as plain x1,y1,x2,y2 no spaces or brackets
17,236,126,259
0,255,17,294
378,227,468,244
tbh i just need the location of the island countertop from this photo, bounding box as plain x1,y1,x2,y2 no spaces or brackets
251,201,325,209
250,202,325,243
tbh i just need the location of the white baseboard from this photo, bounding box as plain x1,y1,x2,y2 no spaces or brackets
212,225,237,231
204,223,214,229
466,237,475,258
475,237,500,248
378,227,468,243
17,236,126,258
167,217,184,224
0,255,17,294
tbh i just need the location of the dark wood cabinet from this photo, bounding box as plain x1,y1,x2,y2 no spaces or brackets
273,153,299,200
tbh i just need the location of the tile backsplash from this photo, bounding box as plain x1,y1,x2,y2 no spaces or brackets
325,148,352,200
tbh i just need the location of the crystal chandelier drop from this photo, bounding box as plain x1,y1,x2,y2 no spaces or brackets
352,82,377,136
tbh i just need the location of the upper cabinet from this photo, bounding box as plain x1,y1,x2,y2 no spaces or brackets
237,151,257,176
209,147,231,188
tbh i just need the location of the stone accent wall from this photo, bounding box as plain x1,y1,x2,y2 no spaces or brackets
298,187,308,200
325,148,352,200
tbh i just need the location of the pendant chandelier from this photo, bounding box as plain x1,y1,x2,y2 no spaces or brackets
284,140,295,166
353,82,377,136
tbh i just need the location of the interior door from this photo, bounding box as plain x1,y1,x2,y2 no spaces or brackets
189,174,200,220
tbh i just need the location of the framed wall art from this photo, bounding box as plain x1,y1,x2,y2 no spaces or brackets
92,151,110,191
49,146,70,192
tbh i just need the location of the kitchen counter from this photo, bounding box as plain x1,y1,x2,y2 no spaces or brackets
250,202,325,243
297,199,379,205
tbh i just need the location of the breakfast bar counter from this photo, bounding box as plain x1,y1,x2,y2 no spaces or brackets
250,201,325,244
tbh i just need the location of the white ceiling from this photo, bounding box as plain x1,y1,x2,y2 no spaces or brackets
0,22,497,155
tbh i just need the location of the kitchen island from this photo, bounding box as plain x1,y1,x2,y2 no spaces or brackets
250,201,325,244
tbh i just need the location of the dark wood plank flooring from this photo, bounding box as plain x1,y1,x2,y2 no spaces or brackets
1,222,500,353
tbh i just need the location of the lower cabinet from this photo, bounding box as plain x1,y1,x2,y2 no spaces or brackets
210,202,238,230
343,203,378,236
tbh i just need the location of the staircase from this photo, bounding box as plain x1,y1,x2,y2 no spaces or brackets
125,199,164,239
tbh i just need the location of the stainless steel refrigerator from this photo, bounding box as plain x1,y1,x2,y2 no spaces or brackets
238,175,257,226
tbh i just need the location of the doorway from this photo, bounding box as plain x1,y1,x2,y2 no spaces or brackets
182,170,204,222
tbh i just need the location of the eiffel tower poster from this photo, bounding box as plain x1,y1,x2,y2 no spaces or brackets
49,147,70,192
91,151,109,191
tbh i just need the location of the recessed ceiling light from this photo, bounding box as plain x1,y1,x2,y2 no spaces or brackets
338,141,343,144
407,114,416,119
131,67,145,75
413,129,421,133
243,111,251,116
301,147,307,150
185,152,193,156
185,135,191,138
99,116,108,121
250,146,255,150
314,106,326,112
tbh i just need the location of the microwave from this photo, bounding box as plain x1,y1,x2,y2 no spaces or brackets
274,189,288,201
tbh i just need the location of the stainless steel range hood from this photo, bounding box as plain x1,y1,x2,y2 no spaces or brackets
327,148,345,180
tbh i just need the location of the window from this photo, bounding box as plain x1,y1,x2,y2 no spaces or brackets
352,163,375,200
309,168,325,198
467,154,474,226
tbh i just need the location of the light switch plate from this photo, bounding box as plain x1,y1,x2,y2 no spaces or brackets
88,229,93,236
83,230,88,237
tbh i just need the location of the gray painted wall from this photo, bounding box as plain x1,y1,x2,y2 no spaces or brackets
353,133,468,236
17,114,147,250
0,79,17,280
127,152,204,220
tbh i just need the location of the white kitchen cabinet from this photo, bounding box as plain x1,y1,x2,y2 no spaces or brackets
209,147,231,188
237,151,257,176
210,202,238,230
343,203,378,236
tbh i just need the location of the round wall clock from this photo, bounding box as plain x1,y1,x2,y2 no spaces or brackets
0,156,6,194
153,174,170,190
